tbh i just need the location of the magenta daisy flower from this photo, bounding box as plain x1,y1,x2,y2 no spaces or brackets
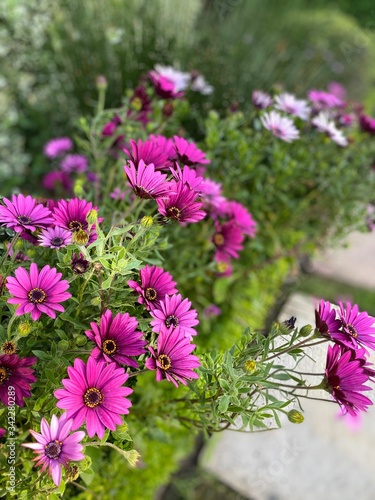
198,178,226,211
123,138,169,171
149,134,176,162
213,221,244,261
6,263,71,321
44,137,73,158
0,428,5,439
54,357,133,439
336,302,375,351
0,194,54,233
124,160,172,199
173,136,210,166
22,414,85,487
315,300,342,339
102,114,122,137
252,90,273,109
359,114,375,135
324,344,373,416
60,154,88,173
52,198,102,244
145,327,200,387
308,89,344,110
38,226,72,249
149,65,189,99
224,201,257,238
156,181,206,224
261,111,300,143
128,265,178,311
43,171,73,193
274,93,311,120
150,294,199,338
0,354,37,406
170,164,203,191
85,309,147,368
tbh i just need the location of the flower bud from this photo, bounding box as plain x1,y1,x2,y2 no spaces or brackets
58,340,69,350
72,230,89,246
299,325,313,337
79,456,92,472
125,449,140,467
71,253,90,275
73,180,85,197
287,409,304,424
18,321,31,337
243,359,257,374
141,215,153,228
96,75,108,91
75,335,87,347
65,464,80,482
86,209,98,225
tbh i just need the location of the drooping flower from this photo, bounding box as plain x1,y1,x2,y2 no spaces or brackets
6,263,71,321
261,111,300,142
308,89,344,110
224,201,257,237
324,344,373,416
173,136,210,166
38,226,72,249
71,253,90,275
315,300,342,338
22,414,85,487
0,354,37,406
150,294,199,338
213,221,244,261
336,302,375,351
0,194,54,233
252,90,273,109
54,357,133,439
156,181,206,224
52,198,101,244
44,137,73,158
124,160,172,199
274,93,311,120
123,138,169,171
145,327,200,387
60,154,88,173
128,265,178,311
85,309,147,368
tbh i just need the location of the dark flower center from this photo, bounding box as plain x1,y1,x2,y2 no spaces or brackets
347,324,357,338
45,440,62,459
17,215,32,225
165,315,179,328
0,366,10,384
28,288,46,304
145,287,157,301
51,237,64,247
213,233,225,246
84,387,103,408
167,206,181,220
69,220,83,232
158,354,171,371
178,154,194,166
134,186,152,199
102,339,117,355
2,341,16,355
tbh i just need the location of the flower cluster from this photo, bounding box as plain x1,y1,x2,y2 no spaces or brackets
315,300,375,415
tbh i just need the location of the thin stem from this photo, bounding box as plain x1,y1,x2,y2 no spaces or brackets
7,313,17,341
127,369,149,378
268,381,324,390
0,232,20,269
264,335,326,362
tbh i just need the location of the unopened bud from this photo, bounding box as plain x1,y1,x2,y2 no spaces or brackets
162,102,174,117
96,75,107,91
72,230,89,246
125,449,141,467
79,456,92,472
73,180,85,197
65,464,80,482
93,262,103,272
18,322,31,337
287,409,304,424
299,325,313,337
243,359,257,374
75,335,87,347
86,209,98,225
130,97,143,112
141,215,153,228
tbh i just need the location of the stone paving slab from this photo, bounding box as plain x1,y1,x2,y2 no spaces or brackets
201,293,375,500
312,231,375,290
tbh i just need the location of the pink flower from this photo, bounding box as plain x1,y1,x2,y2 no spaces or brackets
149,65,190,99
22,414,85,487
43,171,73,193
156,181,206,224
170,164,203,190
308,89,344,110
324,344,373,416
52,198,102,244
337,302,375,351
198,178,226,211
0,354,37,406
145,327,200,387
6,263,71,321
274,93,311,120
54,357,133,439
312,112,348,147
0,194,54,233
252,90,273,109
44,137,73,158
261,111,300,142
128,265,178,311
101,115,122,137
359,114,375,135
150,294,199,338
315,300,342,338
123,138,169,170
60,154,88,173
110,187,127,201
213,221,244,261
149,134,176,162
224,201,257,237
38,226,72,248
124,160,172,199
203,304,222,318
85,309,147,368
173,136,210,166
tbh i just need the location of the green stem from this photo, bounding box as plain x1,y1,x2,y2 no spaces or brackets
0,232,20,269
7,313,17,341
127,369,149,378
264,335,326,362
268,381,325,391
